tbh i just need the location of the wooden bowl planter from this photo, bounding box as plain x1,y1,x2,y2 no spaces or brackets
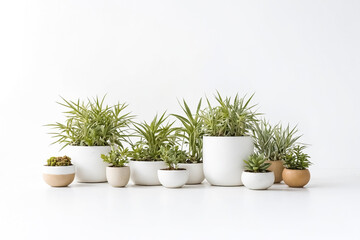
106,166,130,187
158,168,189,188
266,160,284,183
282,169,310,188
43,165,75,187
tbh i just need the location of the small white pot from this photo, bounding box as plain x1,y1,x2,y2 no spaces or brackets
129,160,167,185
203,136,254,186
241,171,274,190
157,169,189,188
43,165,75,187
178,163,204,185
106,166,130,187
65,146,111,183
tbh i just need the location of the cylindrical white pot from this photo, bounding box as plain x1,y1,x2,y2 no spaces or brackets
241,171,274,190
203,136,254,186
65,146,111,183
178,163,204,185
106,166,130,187
158,169,189,188
129,160,167,185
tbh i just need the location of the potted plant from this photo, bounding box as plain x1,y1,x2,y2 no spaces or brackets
43,156,75,187
201,92,259,186
129,113,177,185
158,145,189,188
101,146,130,187
172,99,204,184
47,96,133,183
282,145,312,188
253,120,301,183
241,154,274,190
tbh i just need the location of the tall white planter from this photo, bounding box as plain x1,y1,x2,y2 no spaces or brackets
203,136,254,186
65,146,111,183
129,160,167,186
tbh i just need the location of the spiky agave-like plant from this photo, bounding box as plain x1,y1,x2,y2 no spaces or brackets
172,99,203,163
244,154,270,173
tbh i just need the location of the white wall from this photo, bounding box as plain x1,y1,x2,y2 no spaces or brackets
1,0,359,175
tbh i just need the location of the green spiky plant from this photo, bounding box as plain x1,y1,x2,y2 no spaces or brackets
172,99,203,163
47,96,133,149
47,156,72,166
101,146,130,167
159,145,187,170
284,145,312,170
252,120,301,161
130,112,178,161
201,92,259,136
244,154,270,173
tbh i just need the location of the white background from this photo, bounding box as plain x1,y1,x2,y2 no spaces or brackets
1,1,360,240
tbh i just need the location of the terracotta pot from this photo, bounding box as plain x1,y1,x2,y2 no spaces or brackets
43,165,75,187
266,160,284,183
106,166,130,187
282,168,310,188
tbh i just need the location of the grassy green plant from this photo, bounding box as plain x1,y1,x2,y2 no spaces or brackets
160,145,187,170
244,154,270,173
130,112,177,161
47,96,133,149
101,146,130,167
253,120,301,161
284,145,312,170
172,99,203,163
47,156,72,166
201,92,259,136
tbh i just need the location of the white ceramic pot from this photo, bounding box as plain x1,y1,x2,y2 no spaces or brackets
65,146,111,183
158,169,189,188
241,171,274,190
203,136,254,186
129,160,167,185
106,166,130,187
178,163,204,185
43,165,75,187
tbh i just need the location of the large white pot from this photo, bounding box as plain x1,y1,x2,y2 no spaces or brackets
65,146,110,183
178,163,204,185
158,169,189,188
241,171,274,190
129,160,166,185
203,136,254,186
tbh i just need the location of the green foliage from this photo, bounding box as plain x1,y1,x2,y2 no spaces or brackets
101,146,130,167
130,112,177,161
172,99,203,163
252,120,301,161
160,145,187,170
47,96,133,149
244,154,270,173
47,156,72,166
284,145,312,170
201,92,259,136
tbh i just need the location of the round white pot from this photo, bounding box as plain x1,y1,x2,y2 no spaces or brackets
65,146,111,183
178,163,204,185
241,171,274,190
203,136,254,186
158,169,189,188
129,160,166,185
106,166,130,187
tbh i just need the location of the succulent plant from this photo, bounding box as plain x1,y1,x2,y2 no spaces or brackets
130,112,178,161
201,92,259,136
101,146,130,167
252,120,301,161
47,96,133,149
284,145,312,170
172,99,203,163
159,145,187,170
244,154,270,173
47,156,72,166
